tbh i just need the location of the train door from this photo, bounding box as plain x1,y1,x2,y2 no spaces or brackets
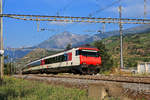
72,49,80,66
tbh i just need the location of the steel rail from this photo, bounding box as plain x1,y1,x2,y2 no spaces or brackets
33,74,150,84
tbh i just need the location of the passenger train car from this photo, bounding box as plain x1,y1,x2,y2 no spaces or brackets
22,47,102,75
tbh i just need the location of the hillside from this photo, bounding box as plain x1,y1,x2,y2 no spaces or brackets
102,32,150,68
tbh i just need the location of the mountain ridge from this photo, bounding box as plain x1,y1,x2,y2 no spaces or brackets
34,31,101,49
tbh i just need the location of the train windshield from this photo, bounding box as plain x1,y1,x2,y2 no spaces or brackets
76,50,99,57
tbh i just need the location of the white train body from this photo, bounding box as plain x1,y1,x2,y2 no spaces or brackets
22,47,101,74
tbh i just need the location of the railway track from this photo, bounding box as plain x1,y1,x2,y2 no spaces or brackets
30,74,150,84
13,74,150,100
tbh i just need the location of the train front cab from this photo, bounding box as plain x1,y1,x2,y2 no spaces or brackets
74,47,102,75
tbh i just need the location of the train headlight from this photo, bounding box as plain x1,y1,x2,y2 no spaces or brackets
83,63,86,65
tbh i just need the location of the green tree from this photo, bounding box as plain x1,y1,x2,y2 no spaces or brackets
4,63,11,75
4,55,15,75
65,43,72,50
93,41,114,72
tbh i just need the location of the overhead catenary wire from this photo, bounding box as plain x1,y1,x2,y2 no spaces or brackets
2,14,150,24
56,0,73,16
2,0,6,9
46,0,74,32
88,0,121,17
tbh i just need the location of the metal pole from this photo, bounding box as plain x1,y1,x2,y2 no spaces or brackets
37,20,39,32
102,23,105,34
0,0,3,80
119,6,124,69
144,0,147,19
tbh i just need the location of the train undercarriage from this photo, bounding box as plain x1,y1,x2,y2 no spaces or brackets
22,65,100,75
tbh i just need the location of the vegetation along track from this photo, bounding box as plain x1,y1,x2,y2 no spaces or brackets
29,74,150,84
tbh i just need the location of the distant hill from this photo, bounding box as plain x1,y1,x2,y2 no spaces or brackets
102,32,150,68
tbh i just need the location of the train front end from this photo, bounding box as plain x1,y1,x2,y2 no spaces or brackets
76,47,102,74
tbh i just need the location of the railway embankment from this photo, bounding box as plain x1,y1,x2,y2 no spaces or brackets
13,74,150,100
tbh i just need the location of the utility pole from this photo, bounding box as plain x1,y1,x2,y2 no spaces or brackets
0,0,3,80
118,6,124,69
37,20,40,32
102,23,105,34
144,0,147,19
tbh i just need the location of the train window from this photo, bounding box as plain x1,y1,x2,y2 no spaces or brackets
56,56,58,62
57,56,61,62
45,54,69,65
64,54,68,61
29,61,41,67
60,55,64,62
54,55,63,62
76,50,82,56
62,55,66,61
54,57,57,63
59,56,61,62
50,58,53,63
49,58,52,64
76,50,99,57
53,57,57,63
51,58,54,63
56,56,59,62
76,50,79,56
45,58,52,64
45,59,48,64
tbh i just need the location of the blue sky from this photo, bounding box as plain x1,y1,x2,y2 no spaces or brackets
2,0,150,48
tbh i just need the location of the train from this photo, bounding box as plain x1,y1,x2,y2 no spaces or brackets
22,47,102,75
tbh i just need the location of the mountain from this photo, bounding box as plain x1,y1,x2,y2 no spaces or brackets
35,31,101,49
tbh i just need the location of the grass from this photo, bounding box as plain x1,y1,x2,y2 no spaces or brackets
0,76,90,100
